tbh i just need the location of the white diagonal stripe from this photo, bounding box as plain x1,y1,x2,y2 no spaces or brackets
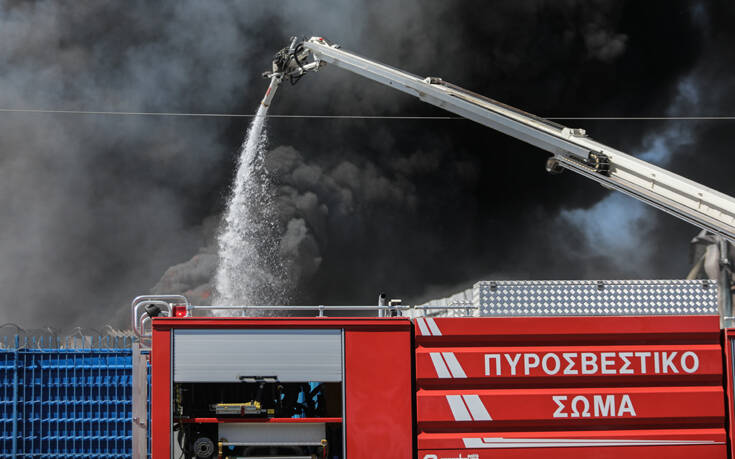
442,352,466,378
462,437,722,449
415,317,430,336
429,352,451,378
462,394,491,421
426,317,442,336
445,395,472,421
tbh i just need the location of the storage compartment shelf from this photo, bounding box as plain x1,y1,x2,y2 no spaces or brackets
175,416,342,424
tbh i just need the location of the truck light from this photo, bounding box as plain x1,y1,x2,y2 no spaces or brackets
172,305,187,317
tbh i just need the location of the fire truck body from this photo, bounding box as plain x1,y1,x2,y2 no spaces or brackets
136,280,735,458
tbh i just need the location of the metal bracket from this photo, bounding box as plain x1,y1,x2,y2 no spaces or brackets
131,295,188,342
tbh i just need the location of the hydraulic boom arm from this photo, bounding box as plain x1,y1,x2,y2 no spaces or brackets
266,37,735,243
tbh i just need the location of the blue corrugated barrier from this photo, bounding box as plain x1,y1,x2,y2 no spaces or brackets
0,335,135,459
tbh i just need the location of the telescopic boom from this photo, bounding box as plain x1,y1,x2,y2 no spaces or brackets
265,36,735,243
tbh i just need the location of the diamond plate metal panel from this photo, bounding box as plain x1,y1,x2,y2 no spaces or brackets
415,280,719,318
475,280,718,316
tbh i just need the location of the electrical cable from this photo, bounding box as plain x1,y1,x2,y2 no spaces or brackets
1,108,735,120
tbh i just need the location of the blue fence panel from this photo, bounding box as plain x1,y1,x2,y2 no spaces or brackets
0,336,136,459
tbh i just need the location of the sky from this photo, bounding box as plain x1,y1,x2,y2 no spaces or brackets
1,0,734,329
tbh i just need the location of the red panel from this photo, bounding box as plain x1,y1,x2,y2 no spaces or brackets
418,385,723,430
724,329,735,459
417,386,723,429
418,428,725,449
418,428,726,458
417,445,724,459
415,315,726,458
414,316,720,344
416,344,722,386
345,329,413,458
151,325,171,459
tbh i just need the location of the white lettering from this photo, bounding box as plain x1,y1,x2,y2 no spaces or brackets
552,394,636,419
553,395,568,418
524,353,540,375
594,394,615,417
662,352,678,373
635,352,651,373
681,351,699,374
571,395,591,417
600,352,616,375
542,353,561,375
505,353,521,376
479,351,700,379
581,353,598,374
563,353,578,375
484,354,501,376
619,352,633,374
617,394,636,416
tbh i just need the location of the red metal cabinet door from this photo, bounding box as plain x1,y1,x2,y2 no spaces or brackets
345,329,413,458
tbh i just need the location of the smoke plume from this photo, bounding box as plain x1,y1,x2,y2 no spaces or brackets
1,0,734,328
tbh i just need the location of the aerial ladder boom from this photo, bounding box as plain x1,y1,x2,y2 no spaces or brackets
265,37,735,244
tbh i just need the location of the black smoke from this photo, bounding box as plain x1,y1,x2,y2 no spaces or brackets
0,0,733,328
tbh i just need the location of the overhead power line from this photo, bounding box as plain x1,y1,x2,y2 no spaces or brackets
1,108,734,120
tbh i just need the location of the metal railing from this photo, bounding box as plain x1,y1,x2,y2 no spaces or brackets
130,295,479,341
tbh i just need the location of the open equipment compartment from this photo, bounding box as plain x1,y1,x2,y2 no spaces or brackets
172,328,343,459
150,316,413,459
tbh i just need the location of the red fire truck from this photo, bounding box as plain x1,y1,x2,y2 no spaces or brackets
133,281,735,459
132,38,735,458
